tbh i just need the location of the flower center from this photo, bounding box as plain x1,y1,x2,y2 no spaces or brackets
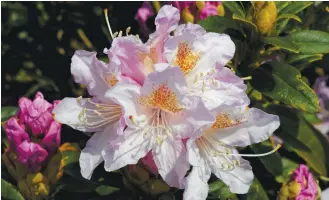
211,113,240,129
105,73,119,87
139,83,183,113
174,42,200,75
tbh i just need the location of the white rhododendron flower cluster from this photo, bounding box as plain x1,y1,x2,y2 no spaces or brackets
53,5,280,200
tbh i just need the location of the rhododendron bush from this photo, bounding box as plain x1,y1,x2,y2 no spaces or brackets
2,2,329,200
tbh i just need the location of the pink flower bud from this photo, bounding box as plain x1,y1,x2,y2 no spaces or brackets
41,121,61,154
199,2,219,20
5,117,29,151
19,92,54,136
292,164,318,200
16,141,48,172
135,2,154,23
141,152,158,175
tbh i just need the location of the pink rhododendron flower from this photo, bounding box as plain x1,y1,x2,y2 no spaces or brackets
52,50,135,179
102,66,214,188
183,105,280,199
53,5,281,198
4,92,61,172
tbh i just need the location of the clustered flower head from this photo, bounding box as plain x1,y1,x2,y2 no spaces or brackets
53,5,280,199
278,164,319,200
4,92,61,173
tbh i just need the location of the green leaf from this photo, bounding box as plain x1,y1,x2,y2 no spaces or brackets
265,105,311,153
276,2,313,34
222,2,246,19
263,36,300,53
287,54,323,70
277,14,302,23
208,180,239,200
278,1,313,15
251,62,320,113
246,178,269,200
95,185,119,196
1,179,24,200
199,16,244,34
1,107,18,122
275,2,290,13
250,140,283,177
289,30,329,54
288,54,323,64
265,105,329,176
275,158,299,183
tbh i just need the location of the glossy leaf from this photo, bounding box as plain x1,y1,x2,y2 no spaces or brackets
251,140,283,177
95,185,119,196
263,36,300,53
276,14,302,23
289,30,329,54
208,180,239,200
251,62,320,113
265,105,329,176
1,179,24,200
1,106,18,122
222,2,245,19
276,2,313,34
275,2,290,13
199,16,244,34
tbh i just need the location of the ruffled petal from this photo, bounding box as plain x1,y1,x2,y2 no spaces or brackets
16,141,48,172
41,121,61,154
147,5,180,63
5,117,30,150
164,32,235,79
79,124,117,179
108,36,149,85
168,96,215,139
183,166,210,200
212,107,280,147
152,138,189,189
103,127,153,172
71,50,111,100
212,157,254,194
175,23,206,37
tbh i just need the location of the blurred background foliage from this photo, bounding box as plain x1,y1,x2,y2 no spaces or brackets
1,1,329,200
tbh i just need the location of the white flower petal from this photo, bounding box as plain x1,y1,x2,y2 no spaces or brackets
183,166,210,200
52,98,102,132
212,157,254,194
79,124,118,179
152,138,189,189
71,50,109,100
103,127,153,172
213,108,280,147
175,23,206,37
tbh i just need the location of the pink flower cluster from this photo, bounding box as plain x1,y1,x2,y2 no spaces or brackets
135,1,222,37
5,92,61,172
292,164,318,200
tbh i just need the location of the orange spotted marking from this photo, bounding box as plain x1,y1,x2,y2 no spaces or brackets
140,83,183,113
174,42,200,75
